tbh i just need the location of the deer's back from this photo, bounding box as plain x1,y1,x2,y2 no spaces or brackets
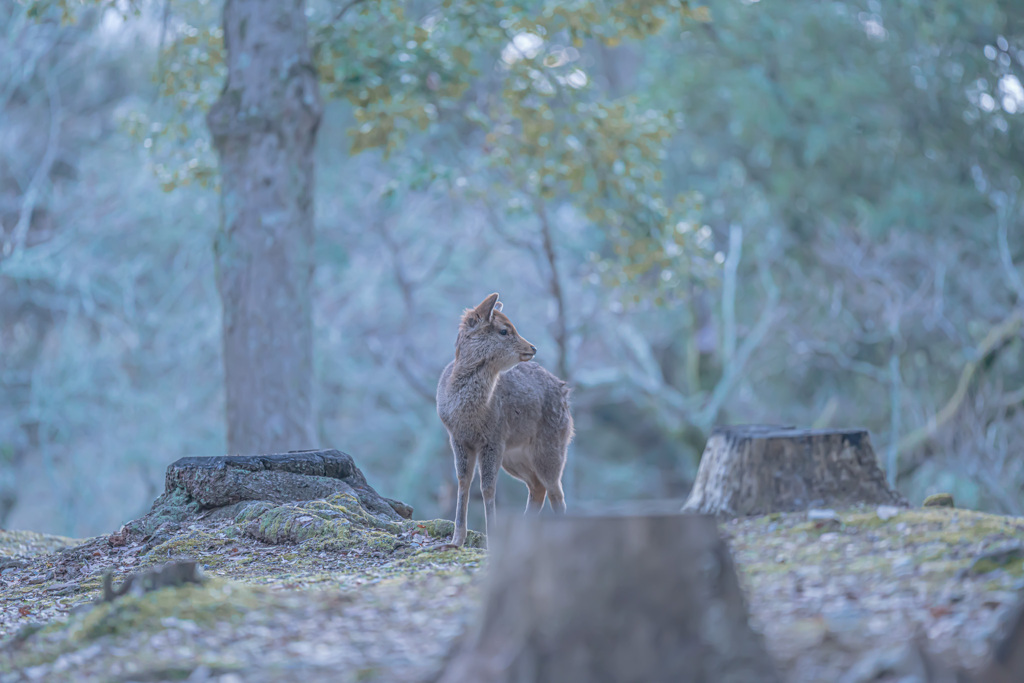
437,359,572,449
496,361,572,446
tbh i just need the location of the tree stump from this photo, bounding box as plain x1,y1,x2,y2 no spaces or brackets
162,449,408,521
124,449,412,540
683,425,906,516
434,515,780,683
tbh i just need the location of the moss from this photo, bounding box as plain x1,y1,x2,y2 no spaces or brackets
405,519,486,548
234,501,276,525
127,487,202,536
923,492,955,508
145,532,235,567
319,493,403,534
237,493,407,552
69,580,261,642
968,546,1024,576
0,529,85,558
729,507,1024,598
394,546,487,569
244,504,339,545
361,529,399,552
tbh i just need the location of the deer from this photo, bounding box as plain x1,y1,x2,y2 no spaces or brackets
436,293,573,547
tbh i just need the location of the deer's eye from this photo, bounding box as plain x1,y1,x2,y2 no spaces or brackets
500,329,509,336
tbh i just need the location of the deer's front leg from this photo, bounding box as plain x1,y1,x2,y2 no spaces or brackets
478,443,503,548
450,439,476,547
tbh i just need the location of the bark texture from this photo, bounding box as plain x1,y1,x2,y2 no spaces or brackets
683,425,906,516
434,515,780,683
206,0,322,455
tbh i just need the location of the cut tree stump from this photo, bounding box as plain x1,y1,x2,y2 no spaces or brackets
433,514,780,683
683,425,906,516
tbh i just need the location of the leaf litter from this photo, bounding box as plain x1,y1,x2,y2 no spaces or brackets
0,505,1021,682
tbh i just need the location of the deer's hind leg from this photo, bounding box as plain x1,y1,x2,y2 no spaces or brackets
533,443,568,514
503,449,547,514
525,477,547,514
545,480,566,514
478,444,503,546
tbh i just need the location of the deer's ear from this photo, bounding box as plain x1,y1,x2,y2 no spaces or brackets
474,293,500,322
491,301,503,319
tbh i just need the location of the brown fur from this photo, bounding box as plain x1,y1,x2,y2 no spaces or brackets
436,293,574,547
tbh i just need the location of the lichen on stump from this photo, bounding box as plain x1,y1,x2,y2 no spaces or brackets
433,514,780,683
683,425,906,517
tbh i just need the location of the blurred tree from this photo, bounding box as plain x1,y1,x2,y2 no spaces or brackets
205,0,321,454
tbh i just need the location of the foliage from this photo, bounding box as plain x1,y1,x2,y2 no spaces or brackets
640,0,1024,501
119,0,713,288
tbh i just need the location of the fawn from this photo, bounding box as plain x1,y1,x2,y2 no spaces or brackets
436,293,574,547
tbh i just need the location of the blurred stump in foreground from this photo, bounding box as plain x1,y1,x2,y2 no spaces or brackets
434,514,779,683
683,425,906,516
977,600,1024,683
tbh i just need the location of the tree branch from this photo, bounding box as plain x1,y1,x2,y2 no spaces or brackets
897,309,1024,456
333,0,370,24
997,200,1024,302
692,254,781,431
3,71,61,260
721,223,742,366
534,195,570,380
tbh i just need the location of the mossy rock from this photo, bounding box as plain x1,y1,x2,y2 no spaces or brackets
163,450,406,521
237,493,403,552
923,493,955,508
145,532,237,569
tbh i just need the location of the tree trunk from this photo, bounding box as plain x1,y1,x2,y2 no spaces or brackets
683,425,906,516
206,0,322,455
434,515,780,683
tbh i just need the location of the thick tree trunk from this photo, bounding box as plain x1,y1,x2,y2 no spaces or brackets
434,515,780,683
206,0,322,455
683,425,906,516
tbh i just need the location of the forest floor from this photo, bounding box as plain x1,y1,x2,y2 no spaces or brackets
1,504,1022,682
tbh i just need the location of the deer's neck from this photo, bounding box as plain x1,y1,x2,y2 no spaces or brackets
448,356,502,410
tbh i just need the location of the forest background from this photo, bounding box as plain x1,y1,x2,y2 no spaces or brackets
2,0,1023,537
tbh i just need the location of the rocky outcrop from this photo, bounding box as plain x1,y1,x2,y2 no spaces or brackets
125,449,412,539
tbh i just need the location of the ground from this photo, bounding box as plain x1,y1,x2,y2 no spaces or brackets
1,503,1022,682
